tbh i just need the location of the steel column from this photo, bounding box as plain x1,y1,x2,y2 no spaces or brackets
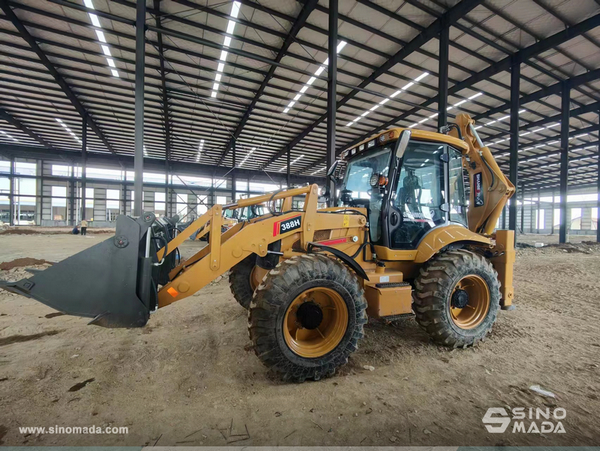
530,195,534,233
551,189,555,235
597,111,600,242
81,116,87,220
231,148,237,202
155,0,171,218
38,159,43,225
286,148,291,188
122,183,127,215
520,182,525,234
9,157,14,226
559,81,570,244
508,57,520,234
69,165,75,225
437,24,449,130
536,187,541,234
133,0,146,217
326,0,338,206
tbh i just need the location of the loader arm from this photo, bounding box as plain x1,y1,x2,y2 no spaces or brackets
158,184,367,307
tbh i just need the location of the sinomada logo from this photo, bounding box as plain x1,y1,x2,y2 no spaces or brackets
482,407,567,434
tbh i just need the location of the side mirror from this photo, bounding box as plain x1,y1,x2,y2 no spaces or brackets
326,160,339,178
326,159,347,182
395,130,411,159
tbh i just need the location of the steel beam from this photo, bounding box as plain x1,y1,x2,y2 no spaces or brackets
326,0,338,206
475,67,600,123
482,101,600,144
454,14,600,96
343,13,600,152
0,0,116,154
216,0,319,166
261,0,484,169
437,24,449,130
508,58,520,234
0,144,325,185
0,109,54,148
336,71,600,169
355,0,592,122
559,82,571,244
483,0,600,105
133,0,146,217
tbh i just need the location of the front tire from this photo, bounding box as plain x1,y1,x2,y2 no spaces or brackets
229,254,257,309
249,254,367,382
413,249,500,348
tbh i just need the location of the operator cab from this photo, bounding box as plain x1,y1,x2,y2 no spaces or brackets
224,204,266,221
331,128,469,250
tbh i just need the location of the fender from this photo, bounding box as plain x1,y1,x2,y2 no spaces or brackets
307,242,369,281
414,224,491,263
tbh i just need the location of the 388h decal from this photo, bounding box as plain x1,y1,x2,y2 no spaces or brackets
273,215,302,236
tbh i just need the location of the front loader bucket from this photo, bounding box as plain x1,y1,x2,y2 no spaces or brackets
0,213,158,328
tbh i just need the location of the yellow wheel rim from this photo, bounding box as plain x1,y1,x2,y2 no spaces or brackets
450,275,490,329
249,266,267,291
283,287,348,358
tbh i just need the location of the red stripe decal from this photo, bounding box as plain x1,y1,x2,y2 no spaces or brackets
319,237,349,246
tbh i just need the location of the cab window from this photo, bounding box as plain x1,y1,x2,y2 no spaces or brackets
391,141,445,248
448,146,468,226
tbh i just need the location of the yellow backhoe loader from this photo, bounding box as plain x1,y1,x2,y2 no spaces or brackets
1,113,515,382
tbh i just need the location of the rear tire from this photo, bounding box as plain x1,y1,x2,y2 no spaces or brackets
249,254,367,382
413,249,500,348
229,254,256,310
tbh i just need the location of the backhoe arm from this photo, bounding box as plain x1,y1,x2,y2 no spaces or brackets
451,113,515,236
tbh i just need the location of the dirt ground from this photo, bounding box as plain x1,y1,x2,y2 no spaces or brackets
0,226,114,236
0,233,599,446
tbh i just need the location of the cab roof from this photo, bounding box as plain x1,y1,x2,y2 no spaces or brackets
343,127,468,156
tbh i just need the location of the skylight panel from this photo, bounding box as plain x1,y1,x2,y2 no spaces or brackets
283,42,347,114
346,73,430,127
211,1,241,98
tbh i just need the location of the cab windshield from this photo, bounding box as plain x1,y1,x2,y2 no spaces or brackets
340,145,392,242
341,146,392,198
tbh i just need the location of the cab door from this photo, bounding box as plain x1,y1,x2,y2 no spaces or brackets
384,140,448,250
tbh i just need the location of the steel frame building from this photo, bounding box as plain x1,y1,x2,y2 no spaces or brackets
1,0,599,242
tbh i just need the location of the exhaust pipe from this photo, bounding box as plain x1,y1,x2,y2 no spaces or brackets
0,212,159,328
